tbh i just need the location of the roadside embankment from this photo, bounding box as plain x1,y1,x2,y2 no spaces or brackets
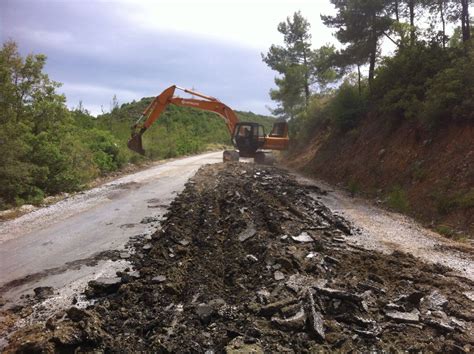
285,119,473,238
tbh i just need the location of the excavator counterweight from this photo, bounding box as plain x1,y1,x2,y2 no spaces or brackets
127,85,289,164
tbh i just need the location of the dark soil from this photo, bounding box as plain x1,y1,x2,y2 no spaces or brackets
4,162,474,352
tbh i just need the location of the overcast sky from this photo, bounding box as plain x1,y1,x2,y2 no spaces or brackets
1,0,337,115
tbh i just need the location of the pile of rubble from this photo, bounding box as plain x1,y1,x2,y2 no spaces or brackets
5,163,474,352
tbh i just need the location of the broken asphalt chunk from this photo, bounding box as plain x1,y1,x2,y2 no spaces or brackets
271,308,306,331
313,285,363,304
384,309,420,323
274,271,285,281
87,277,122,297
238,223,257,242
151,275,167,283
307,290,325,341
291,231,313,243
33,286,54,299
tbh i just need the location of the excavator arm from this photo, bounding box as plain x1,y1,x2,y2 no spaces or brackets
128,85,239,155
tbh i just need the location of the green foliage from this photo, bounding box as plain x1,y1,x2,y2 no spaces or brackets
372,44,451,120
387,186,410,213
263,12,340,119
422,47,474,124
435,224,456,237
1,42,274,209
328,81,368,132
322,0,392,85
435,225,467,241
347,179,360,197
371,43,474,124
434,188,474,215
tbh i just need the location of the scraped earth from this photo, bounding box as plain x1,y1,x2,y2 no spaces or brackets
4,163,474,352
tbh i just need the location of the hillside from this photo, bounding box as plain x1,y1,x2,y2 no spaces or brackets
97,97,276,160
286,118,473,238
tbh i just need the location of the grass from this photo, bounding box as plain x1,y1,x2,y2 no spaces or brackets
434,188,474,215
435,225,468,242
347,179,360,197
386,186,410,213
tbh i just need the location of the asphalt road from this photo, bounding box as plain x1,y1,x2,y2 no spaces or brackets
0,151,222,304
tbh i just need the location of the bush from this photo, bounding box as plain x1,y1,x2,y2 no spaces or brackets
387,186,410,213
328,81,367,132
422,48,474,124
84,129,124,174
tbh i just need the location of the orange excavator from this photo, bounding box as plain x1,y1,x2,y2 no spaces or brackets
127,85,289,164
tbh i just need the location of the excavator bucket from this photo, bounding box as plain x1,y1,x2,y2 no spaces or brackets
127,132,145,155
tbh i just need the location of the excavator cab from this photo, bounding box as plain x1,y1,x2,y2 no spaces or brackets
232,122,266,157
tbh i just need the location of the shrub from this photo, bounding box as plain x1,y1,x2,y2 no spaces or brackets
328,81,367,132
387,186,410,213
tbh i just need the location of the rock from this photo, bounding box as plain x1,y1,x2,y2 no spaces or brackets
274,271,285,281
33,286,54,299
307,291,325,340
324,255,340,265
87,277,122,296
246,254,258,262
358,280,385,294
239,224,257,242
225,336,263,354
19,204,37,213
423,290,448,310
424,318,455,332
256,289,271,304
260,298,298,317
142,244,152,251
385,309,420,323
151,275,167,283
120,252,131,259
291,232,313,243
208,298,226,309
462,291,474,302
271,308,306,331
378,148,386,157
141,216,159,224
52,324,83,346
314,285,363,303
196,303,214,324
66,307,90,322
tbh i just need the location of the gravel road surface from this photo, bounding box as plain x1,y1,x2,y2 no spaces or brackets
0,152,222,305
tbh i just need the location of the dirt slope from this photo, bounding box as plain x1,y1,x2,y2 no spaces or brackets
286,119,473,237
4,162,473,352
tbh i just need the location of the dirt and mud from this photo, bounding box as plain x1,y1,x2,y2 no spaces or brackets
3,162,474,352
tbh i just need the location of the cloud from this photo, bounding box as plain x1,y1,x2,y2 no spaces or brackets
1,0,337,115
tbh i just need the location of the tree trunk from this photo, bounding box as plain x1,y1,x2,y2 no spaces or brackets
409,0,415,45
394,0,400,21
440,0,446,48
302,51,310,108
357,64,362,96
461,0,471,42
368,14,377,90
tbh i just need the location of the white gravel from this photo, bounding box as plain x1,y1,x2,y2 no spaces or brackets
295,174,474,281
